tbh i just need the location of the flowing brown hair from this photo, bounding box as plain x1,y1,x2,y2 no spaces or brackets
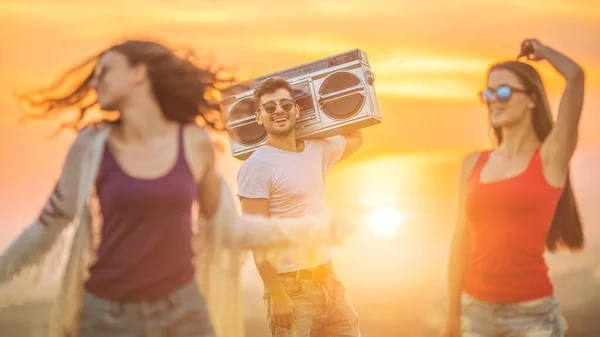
14,39,235,135
488,61,584,252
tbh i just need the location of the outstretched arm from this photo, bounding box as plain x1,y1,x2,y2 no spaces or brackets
0,127,94,284
202,176,335,249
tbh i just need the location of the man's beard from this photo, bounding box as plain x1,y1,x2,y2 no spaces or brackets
266,123,295,136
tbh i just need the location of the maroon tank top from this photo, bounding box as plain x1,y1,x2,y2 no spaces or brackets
85,125,197,301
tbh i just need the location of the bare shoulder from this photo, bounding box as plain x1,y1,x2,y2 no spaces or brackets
183,124,215,183
460,151,483,182
462,151,481,168
185,124,215,157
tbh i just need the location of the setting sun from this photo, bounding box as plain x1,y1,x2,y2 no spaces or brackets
367,207,405,237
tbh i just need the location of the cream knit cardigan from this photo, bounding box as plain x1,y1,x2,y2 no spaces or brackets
0,124,332,337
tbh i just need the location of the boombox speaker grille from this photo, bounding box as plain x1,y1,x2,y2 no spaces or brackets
318,71,366,120
227,98,267,145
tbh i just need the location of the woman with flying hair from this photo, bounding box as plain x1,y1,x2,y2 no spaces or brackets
0,39,350,337
443,39,586,337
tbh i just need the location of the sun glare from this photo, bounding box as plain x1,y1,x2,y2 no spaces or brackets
367,207,405,237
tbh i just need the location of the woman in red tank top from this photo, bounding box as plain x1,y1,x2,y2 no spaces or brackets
442,39,585,337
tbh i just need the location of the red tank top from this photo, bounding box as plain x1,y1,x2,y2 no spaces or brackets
463,147,564,302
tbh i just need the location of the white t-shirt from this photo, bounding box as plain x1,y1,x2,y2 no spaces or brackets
237,136,347,273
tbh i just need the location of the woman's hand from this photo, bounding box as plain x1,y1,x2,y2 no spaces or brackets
518,38,546,61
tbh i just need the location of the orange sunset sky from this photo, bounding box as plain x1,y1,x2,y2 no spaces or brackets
0,0,599,238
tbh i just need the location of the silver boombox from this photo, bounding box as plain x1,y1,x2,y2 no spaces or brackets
221,49,382,160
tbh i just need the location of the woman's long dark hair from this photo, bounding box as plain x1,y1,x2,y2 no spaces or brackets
14,39,234,134
488,61,584,252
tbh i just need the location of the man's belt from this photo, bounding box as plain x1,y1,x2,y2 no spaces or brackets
278,262,333,280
